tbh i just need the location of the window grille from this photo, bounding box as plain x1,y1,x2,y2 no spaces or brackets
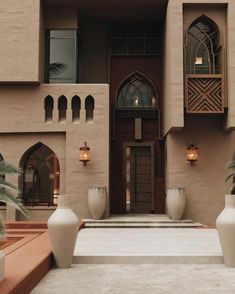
184,16,221,75
111,24,162,56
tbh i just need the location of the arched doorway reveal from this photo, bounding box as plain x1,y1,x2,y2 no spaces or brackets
110,70,165,214
19,143,60,206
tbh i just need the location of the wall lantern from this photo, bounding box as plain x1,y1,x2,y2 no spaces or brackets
79,141,90,166
186,144,199,165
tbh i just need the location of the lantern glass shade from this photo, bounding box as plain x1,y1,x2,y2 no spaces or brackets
186,144,199,164
79,142,90,166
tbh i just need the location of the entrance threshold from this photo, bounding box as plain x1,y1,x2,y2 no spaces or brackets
82,214,205,228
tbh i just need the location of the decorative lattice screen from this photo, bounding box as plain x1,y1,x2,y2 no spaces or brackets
185,76,224,113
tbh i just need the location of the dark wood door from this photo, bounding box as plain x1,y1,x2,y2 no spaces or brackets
129,146,152,213
110,56,165,214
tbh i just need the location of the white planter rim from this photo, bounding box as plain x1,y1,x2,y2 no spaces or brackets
88,186,106,189
167,187,185,189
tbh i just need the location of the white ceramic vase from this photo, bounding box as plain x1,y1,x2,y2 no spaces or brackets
88,187,106,220
166,188,186,220
47,195,79,268
216,195,235,267
0,250,5,282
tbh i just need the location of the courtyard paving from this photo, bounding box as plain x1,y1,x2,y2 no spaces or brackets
32,264,235,294
31,217,233,293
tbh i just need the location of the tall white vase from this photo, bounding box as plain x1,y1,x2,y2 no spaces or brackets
216,195,235,267
47,195,79,268
88,187,106,220
166,188,186,220
0,250,5,282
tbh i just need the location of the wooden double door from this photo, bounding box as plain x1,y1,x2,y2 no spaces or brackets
124,145,154,214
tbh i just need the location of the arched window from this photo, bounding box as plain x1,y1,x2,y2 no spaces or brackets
19,143,60,206
58,95,67,123
85,95,95,122
44,95,54,123
117,73,157,109
185,16,221,74
71,96,81,123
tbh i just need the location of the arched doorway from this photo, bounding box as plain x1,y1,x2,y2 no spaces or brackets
19,143,60,206
110,70,165,214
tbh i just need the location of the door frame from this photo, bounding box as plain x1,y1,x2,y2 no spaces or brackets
122,141,155,213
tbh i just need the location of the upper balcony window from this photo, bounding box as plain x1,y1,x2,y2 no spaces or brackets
185,16,221,75
184,15,224,114
111,23,162,56
45,30,78,83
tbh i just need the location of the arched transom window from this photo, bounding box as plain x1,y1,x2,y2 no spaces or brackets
117,73,157,109
20,143,60,206
185,16,221,75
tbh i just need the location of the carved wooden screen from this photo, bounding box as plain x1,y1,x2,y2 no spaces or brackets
184,16,224,113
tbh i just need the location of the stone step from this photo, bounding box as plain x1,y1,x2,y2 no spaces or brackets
73,228,223,265
82,216,206,228
84,222,205,228
83,219,194,224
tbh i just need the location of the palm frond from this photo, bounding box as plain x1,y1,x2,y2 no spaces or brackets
0,215,5,237
49,62,67,76
0,189,29,218
226,162,235,170
0,181,18,190
0,161,20,175
225,173,235,182
225,150,235,195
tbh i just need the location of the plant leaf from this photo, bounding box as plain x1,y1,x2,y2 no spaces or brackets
0,189,29,218
0,161,20,175
0,181,18,190
225,173,235,182
49,62,67,76
0,215,5,237
226,162,235,170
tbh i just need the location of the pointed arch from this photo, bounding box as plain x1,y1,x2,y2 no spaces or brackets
44,95,54,123
116,72,158,109
85,95,95,122
185,15,221,74
19,142,60,206
71,95,81,123
58,95,67,123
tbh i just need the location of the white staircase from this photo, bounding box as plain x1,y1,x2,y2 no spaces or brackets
73,215,223,265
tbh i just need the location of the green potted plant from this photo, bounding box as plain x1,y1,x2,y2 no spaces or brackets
0,160,28,281
216,150,235,267
225,150,235,194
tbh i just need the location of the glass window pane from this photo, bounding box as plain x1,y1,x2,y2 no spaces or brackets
50,30,76,38
117,74,156,109
49,36,76,83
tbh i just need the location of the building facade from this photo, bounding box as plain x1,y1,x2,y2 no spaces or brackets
0,0,234,225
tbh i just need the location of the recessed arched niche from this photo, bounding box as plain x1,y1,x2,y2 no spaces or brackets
58,95,67,123
71,95,81,123
85,95,95,123
44,95,54,123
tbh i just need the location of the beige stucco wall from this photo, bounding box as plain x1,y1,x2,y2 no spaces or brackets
166,116,235,226
0,132,66,221
0,0,41,83
0,84,109,221
163,0,235,135
163,0,235,225
163,0,184,135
